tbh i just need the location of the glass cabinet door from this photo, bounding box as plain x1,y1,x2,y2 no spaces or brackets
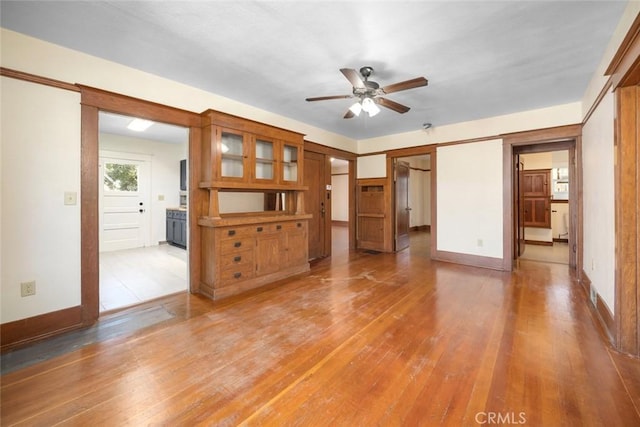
219,129,245,180
255,138,275,181
281,143,299,183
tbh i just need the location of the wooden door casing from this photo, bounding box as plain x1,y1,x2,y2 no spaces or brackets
304,151,329,260
394,161,410,251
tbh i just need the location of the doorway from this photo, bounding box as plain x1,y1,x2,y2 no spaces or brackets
505,136,579,271
394,155,432,255
98,111,189,312
516,150,571,265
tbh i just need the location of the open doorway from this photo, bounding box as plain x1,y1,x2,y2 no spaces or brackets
517,150,570,264
395,155,432,256
330,158,350,258
98,112,189,312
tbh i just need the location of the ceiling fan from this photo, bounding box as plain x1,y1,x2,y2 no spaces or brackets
305,66,428,119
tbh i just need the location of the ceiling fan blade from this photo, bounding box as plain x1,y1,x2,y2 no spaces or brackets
377,97,411,114
340,68,365,89
305,95,353,102
343,109,355,119
382,77,428,94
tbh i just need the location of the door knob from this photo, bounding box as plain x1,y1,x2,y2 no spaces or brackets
139,209,145,213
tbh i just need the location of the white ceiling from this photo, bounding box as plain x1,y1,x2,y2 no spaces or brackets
0,1,628,140
99,111,189,144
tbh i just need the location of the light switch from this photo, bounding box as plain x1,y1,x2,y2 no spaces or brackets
64,191,77,205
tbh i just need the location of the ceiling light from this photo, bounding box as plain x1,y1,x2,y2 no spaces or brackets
127,118,154,132
349,102,362,116
361,97,380,117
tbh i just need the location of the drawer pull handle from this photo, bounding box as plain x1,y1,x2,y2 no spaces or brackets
276,225,282,230
257,227,263,232
233,272,242,279
234,256,242,262
234,242,242,248
228,230,236,236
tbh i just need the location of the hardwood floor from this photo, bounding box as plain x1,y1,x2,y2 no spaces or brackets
2,231,639,426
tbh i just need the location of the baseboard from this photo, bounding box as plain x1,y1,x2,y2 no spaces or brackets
553,238,569,243
1,305,84,353
525,240,553,246
434,250,504,271
331,220,349,227
580,270,615,344
410,225,431,232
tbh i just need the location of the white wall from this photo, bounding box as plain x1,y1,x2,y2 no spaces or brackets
1,77,81,323
99,133,186,245
582,90,615,313
357,154,386,178
331,161,349,222
437,140,503,258
357,102,582,154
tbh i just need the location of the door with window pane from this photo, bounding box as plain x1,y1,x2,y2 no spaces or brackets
99,156,151,251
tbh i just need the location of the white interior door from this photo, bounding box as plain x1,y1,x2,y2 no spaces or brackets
99,153,151,252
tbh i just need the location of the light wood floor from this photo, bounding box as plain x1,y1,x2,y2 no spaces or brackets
2,231,639,425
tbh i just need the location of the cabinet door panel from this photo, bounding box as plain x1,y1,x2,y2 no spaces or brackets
218,128,248,181
256,234,282,276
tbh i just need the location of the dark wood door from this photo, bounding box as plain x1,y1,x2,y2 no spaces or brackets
394,161,410,251
304,151,329,260
523,169,551,228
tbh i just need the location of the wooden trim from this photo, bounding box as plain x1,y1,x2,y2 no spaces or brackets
606,12,640,88
435,135,500,148
77,85,201,128
614,85,640,356
332,220,349,227
581,270,615,344
553,238,569,243
385,144,437,157
202,109,305,141
434,250,504,271
81,104,100,325
408,166,431,172
189,126,204,295
331,172,349,176
502,142,515,271
0,66,79,92
525,240,553,246
583,79,613,125
409,225,431,232
430,149,437,261
502,124,582,145
551,199,569,204
1,306,83,353
304,140,357,159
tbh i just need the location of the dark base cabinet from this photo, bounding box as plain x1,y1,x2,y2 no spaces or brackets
166,209,187,248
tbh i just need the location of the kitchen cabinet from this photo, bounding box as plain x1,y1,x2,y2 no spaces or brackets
198,109,309,300
166,209,187,248
201,110,304,189
199,217,310,300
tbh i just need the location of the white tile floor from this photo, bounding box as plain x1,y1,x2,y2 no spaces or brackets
520,242,569,264
99,244,187,312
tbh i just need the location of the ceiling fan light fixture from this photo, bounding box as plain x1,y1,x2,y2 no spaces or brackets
362,97,380,117
349,101,362,116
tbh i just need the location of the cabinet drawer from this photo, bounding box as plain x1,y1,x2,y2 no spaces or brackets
219,237,254,254
219,265,254,284
218,226,254,239
219,249,253,269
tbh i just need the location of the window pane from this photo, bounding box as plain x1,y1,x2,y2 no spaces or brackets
104,163,138,192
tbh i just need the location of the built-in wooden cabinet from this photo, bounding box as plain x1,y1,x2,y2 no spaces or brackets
198,109,309,300
356,178,393,252
523,169,551,228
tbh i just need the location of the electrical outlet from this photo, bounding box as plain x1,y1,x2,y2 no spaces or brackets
64,191,77,205
21,281,36,297
158,194,165,201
